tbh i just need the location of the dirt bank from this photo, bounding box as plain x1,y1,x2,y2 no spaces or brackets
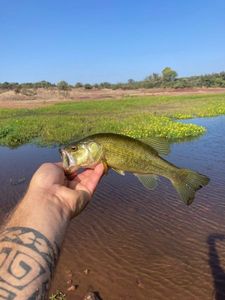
0,87,225,109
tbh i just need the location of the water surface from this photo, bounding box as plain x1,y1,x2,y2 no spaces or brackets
0,116,225,300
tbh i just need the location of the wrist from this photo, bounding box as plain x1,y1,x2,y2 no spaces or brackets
7,186,71,247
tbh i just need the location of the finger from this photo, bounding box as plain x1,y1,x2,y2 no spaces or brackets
54,162,63,168
94,163,105,176
77,169,94,181
68,175,80,189
67,163,105,193
78,163,104,181
72,190,91,218
78,164,105,195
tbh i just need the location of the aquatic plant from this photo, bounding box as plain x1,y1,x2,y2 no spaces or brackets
49,290,66,300
0,93,224,147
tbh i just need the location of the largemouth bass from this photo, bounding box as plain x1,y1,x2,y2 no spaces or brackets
60,133,209,205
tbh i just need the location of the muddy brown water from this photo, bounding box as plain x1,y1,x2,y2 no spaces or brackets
0,116,225,300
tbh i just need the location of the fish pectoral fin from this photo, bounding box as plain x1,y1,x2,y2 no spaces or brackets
112,168,125,176
134,174,158,190
139,137,170,156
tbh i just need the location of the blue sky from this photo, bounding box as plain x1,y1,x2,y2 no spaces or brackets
1,0,225,84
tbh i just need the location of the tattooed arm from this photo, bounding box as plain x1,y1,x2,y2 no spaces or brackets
0,163,104,299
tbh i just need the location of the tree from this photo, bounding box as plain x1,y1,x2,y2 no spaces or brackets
84,83,93,89
152,73,160,81
57,81,69,90
162,67,177,81
34,81,53,88
145,73,161,82
99,82,111,89
74,82,83,88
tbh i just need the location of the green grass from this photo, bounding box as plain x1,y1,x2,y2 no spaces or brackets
49,290,66,300
1,93,225,147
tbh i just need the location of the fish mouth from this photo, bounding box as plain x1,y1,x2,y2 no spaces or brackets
59,148,77,173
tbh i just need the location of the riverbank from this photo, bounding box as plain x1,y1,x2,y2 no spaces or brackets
1,87,225,109
0,93,225,147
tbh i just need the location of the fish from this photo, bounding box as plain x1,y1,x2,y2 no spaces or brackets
59,133,210,205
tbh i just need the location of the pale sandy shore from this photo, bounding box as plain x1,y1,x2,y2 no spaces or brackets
0,87,225,109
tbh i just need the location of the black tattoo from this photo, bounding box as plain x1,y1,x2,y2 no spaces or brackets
0,227,59,299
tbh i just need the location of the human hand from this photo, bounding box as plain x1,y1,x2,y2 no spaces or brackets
4,163,104,298
28,162,104,218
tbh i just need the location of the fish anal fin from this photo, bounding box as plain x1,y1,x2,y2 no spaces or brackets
140,137,170,156
134,174,158,190
112,168,125,176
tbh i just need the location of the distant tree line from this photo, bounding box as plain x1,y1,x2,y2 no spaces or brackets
1,68,225,92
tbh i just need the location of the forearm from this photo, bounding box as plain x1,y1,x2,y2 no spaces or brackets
0,161,103,299
0,187,71,299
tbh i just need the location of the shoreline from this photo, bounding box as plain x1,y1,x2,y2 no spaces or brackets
0,87,225,109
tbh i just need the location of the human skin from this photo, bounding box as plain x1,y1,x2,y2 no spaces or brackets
0,162,104,299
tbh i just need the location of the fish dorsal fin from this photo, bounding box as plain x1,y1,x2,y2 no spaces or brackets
134,174,158,190
112,168,125,176
139,137,170,156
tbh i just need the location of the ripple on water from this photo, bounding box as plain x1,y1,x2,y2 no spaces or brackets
0,116,225,299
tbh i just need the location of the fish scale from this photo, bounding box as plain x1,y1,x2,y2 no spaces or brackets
60,133,210,205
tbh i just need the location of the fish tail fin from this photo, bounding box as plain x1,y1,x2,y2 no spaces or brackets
171,168,210,205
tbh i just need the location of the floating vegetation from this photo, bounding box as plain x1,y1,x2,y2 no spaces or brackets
0,93,224,147
49,290,66,300
120,115,206,139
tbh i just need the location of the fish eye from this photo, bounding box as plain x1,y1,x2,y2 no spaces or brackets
71,145,77,151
